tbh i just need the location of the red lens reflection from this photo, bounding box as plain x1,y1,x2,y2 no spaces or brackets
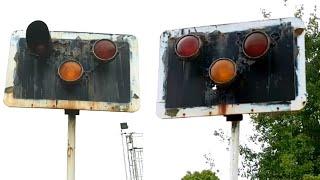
175,35,201,58
243,31,270,59
93,39,117,61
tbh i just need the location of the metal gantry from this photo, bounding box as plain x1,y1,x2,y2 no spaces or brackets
121,123,143,180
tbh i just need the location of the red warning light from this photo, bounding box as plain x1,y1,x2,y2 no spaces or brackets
93,39,117,62
175,35,201,58
243,31,270,59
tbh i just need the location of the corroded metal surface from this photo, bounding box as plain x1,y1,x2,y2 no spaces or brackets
4,31,139,112
157,17,307,118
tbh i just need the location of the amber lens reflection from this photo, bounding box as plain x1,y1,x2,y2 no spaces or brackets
209,59,237,84
58,60,83,82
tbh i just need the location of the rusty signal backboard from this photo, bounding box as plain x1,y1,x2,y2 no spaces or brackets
4,30,139,112
157,17,306,118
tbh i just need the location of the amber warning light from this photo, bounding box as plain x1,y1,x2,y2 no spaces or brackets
58,60,84,82
209,58,237,85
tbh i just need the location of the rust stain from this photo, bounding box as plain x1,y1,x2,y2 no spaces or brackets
121,104,130,112
3,93,139,112
294,28,304,36
112,106,120,112
67,146,73,157
218,104,227,115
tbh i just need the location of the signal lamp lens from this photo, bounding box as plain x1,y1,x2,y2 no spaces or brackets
175,35,201,58
93,39,117,62
58,60,84,82
243,31,270,59
26,20,51,58
209,58,237,84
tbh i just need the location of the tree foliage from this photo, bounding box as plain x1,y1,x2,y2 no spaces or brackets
303,174,320,180
240,4,320,180
182,170,220,180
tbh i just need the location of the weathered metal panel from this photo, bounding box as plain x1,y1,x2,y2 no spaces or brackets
165,24,296,108
4,31,139,112
157,17,306,118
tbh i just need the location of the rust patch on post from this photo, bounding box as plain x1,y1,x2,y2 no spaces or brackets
67,145,73,157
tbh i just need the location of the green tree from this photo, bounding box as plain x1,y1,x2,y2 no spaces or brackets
240,4,320,180
303,174,320,180
182,170,220,180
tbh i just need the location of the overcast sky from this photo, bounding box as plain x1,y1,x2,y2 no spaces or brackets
0,0,319,180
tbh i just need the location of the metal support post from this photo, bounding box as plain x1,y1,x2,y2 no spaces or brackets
226,114,242,180
65,109,79,180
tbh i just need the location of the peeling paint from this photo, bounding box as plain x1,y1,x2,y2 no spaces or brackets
133,94,139,99
165,108,179,117
4,86,13,93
